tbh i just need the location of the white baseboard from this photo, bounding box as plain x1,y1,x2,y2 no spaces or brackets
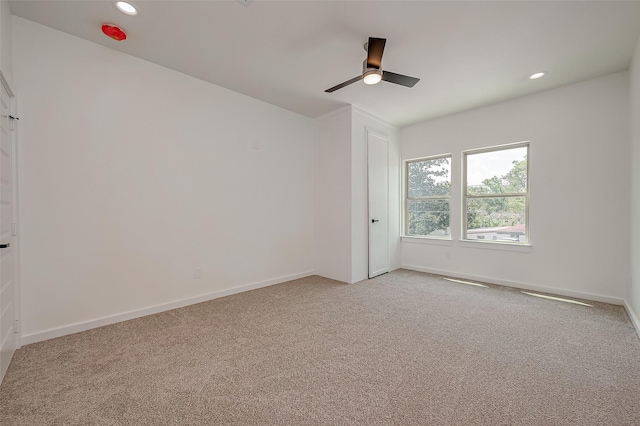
624,301,640,338
21,270,315,346
400,264,626,306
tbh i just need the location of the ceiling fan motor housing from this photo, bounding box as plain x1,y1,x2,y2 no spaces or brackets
362,59,383,84
363,59,381,74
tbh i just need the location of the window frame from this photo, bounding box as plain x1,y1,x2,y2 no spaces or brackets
404,153,452,239
462,141,530,245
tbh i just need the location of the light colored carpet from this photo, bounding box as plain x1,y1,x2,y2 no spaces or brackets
1,269,640,425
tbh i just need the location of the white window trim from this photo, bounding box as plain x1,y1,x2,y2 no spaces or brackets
462,141,530,244
403,153,452,239
401,235,454,245
458,239,532,252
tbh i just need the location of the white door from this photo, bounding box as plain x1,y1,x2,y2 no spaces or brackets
367,130,389,278
0,77,16,383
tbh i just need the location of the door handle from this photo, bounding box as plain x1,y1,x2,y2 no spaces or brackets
371,219,379,223
0,243,9,248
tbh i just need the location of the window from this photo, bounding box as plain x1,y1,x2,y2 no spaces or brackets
463,143,529,244
405,155,451,237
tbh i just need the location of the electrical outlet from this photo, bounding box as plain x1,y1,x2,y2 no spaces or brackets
193,267,202,279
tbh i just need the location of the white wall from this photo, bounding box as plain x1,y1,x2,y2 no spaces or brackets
314,107,351,283
13,17,315,342
401,72,630,303
629,36,640,329
314,105,401,285
0,0,13,85
350,106,400,283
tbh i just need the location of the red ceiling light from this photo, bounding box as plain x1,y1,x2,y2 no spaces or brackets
101,24,127,41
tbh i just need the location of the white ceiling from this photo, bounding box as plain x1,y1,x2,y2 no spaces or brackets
8,0,640,127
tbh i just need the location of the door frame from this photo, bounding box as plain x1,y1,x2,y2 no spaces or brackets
366,127,390,278
0,70,21,351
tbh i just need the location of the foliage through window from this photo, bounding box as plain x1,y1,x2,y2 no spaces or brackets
464,143,529,243
405,155,451,237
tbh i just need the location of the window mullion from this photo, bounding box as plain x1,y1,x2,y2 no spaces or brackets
466,192,526,199
408,196,451,201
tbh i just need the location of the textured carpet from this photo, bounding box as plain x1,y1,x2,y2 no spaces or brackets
1,270,640,425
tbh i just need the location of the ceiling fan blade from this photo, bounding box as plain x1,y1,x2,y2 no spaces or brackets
325,75,363,93
366,37,386,69
382,71,420,88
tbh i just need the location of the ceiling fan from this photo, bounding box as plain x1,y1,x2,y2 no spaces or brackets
325,37,420,93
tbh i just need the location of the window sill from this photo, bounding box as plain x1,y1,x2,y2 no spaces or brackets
401,236,453,245
458,239,532,252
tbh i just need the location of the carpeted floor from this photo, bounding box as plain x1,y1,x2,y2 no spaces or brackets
1,269,640,425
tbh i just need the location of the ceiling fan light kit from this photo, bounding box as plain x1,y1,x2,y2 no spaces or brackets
363,69,382,85
325,37,420,93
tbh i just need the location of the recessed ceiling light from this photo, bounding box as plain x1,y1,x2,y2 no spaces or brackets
529,72,545,80
116,1,137,15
